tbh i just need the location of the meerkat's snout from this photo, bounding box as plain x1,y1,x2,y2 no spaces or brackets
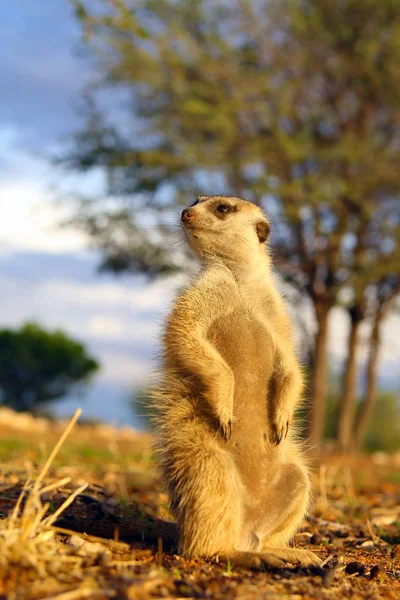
181,208,194,224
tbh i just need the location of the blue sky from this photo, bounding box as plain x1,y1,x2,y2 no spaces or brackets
0,1,398,425
0,1,179,425
0,1,85,145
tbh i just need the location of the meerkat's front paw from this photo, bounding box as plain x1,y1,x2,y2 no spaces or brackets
209,371,234,441
216,402,233,441
271,409,292,445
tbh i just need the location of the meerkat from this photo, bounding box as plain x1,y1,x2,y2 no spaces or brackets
152,196,320,569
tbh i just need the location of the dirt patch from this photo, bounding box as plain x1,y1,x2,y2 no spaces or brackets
0,413,399,599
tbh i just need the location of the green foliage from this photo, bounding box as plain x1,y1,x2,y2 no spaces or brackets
0,439,30,460
0,322,99,412
66,0,400,447
362,392,400,453
324,390,400,452
65,0,400,290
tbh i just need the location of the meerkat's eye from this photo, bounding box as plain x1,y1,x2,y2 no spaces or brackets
217,204,231,214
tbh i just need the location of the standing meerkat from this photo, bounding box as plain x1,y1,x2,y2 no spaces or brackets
152,196,320,569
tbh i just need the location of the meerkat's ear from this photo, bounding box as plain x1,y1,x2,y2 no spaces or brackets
256,220,270,243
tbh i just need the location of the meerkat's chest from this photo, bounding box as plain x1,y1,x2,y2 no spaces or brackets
208,310,275,389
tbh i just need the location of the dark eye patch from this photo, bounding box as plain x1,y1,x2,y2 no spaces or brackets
217,204,231,213
190,199,200,207
206,201,239,218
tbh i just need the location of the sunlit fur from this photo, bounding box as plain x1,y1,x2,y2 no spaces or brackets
151,196,320,569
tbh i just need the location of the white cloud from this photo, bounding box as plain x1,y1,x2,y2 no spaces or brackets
42,280,130,308
0,126,106,256
328,307,350,362
88,316,125,338
0,127,50,182
99,351,155,385
327,306,400,381
0,182,88,254
39,277,180,315
0,261,170,391
87,315,160,343
133,275,185,310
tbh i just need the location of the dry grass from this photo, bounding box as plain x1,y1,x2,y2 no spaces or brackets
0,411,399,599
0,410,103,599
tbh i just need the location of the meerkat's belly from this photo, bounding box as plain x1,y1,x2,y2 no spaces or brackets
209,310,275,401
208,311,277,490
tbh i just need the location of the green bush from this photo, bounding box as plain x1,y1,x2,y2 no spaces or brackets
0,322,99,412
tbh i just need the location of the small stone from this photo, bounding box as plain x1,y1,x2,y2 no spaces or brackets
359,540,375,552
94,551,111,567
370,565,382,580
335,530,349,539
360,540,374,548
355,528,367,538
345,561,365,576
310,534,323,545
68,534,85,549
391,545,400,560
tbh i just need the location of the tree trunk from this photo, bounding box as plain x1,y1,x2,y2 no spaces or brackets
336,308,363,451
305,305,330,455
353,308,382,450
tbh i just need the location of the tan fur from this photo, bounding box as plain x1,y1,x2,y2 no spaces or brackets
152,196,320,569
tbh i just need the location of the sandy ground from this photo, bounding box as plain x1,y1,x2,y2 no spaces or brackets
0,409,399,599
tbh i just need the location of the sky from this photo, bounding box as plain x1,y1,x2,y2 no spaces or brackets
0,1,178,426
0,2,399,426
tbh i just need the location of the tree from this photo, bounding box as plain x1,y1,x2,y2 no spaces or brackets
336,221,399,451
65,0,400,451
0,323,99,412
353,277,400,449
335,198,399,452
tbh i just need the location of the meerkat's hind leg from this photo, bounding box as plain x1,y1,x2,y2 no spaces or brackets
217,550,287,570
216,547,321,570
168,436,243,557
240,461,309,552
260,547,322,566
258,462,322,567
260,465,312,545
215,458,321,570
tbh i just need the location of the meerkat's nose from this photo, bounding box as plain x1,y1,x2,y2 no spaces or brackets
181,208,194,224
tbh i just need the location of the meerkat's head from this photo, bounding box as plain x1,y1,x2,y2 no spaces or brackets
180,196,270,263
